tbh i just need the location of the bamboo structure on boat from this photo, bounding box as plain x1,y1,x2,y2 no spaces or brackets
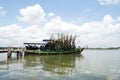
44,34,77,51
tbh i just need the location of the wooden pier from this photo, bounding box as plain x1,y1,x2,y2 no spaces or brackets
0,48,24,58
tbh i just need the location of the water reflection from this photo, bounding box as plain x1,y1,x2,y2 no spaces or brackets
24,54,84,75
0,57,23,70
1,50,120,80
0,60,8,70
0,53,84,75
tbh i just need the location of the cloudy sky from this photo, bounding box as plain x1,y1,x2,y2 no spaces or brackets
0,0,120,48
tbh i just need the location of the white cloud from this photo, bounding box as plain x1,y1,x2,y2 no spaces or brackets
0,24,23,47
0,6,6,16
0,4,120,47
98,0,120,5
48,12,55,17
103,15,113,24
44,15,120,47
117,16,120,22
44,16,79,34
17,4,46,25
1,14,120,47
0,24,45,47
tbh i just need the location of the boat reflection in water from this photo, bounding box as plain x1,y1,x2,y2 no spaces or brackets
23,54,84,75
0,52,84,80
1,50,120,80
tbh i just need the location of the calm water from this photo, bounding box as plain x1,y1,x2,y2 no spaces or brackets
0,50,120,80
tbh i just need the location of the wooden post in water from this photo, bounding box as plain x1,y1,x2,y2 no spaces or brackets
20,48,24,57
17,48,23,58
19,52,22,57
17,51,19,58
7,47,12,58
16,48,19,58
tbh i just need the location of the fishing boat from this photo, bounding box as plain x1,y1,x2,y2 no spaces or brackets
24,46,84,55
24,34,85,55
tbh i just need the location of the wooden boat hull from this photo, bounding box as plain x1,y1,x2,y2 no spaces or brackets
24,48,85,55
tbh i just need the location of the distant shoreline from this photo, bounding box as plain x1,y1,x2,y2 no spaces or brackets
85,48,120,50
0,47,120,50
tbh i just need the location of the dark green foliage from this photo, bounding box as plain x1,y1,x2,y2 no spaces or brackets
45,34,76,51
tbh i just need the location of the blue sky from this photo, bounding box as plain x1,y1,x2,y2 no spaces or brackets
0,0,119,25
0,0,120,47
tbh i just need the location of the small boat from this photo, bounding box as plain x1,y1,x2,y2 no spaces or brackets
24,34,85,55
24,48,85,55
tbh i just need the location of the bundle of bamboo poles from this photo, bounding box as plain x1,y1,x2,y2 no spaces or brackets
45,34,76,51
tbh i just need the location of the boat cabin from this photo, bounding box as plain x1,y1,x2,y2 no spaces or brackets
24,39,53,50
